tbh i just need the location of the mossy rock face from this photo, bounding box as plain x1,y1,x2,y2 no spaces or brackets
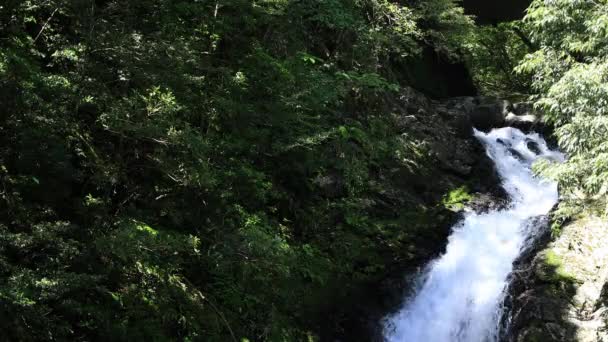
504,216,608,342
535,250,577,285
442,186,473,211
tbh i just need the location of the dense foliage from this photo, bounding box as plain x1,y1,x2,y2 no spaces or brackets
463,21,532,95
0,1,482,340
517,0,608,217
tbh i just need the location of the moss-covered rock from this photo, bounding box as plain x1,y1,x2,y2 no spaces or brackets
504,216,608,342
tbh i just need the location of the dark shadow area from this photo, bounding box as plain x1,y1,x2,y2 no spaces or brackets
501,216,579,342
394,45,478,99
462,0,533,24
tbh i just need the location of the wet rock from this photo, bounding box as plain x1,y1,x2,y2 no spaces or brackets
497,138,510,147
505,112,540,132
526,140,542,155
442,98,547,133
439,96,528,133
508,148,526,162
503,102,549,134
467,192,508,213
445,96,477,114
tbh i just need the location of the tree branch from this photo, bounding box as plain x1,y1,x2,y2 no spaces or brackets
511,26,536,51
34,8,59,43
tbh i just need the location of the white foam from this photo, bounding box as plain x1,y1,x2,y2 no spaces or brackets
383,127,563,342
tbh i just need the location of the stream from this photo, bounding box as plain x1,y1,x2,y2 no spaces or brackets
383,127,564,342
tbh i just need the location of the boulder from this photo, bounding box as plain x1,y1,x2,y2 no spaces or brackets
436,105,474,138
505,112,540,132
512,102,536,116
502,217,608,342
437,97,552,135
508,148,526,163
497,138,510,147
526,139,542,155
468,99,510,131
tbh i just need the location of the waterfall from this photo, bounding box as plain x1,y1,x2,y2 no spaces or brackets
383,127,564,342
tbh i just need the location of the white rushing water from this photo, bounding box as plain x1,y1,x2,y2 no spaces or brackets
383,127,564,342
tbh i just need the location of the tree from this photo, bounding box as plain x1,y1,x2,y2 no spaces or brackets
517,0,608,217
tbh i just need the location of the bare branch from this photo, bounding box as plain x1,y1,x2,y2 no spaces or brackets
34,8,59,43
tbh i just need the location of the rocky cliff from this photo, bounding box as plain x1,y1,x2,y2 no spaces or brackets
339,87,543,341
504,216,608,342
352,88,560,341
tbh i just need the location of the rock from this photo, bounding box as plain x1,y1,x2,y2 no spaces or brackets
505,112,539,132
474,97,511,112
526,140,542,155
502,99,514,114
503,217,608,342
450,96,477,114
512,102,535,116
436,100,475,138
313,173,345,198
467,192,508,213
399,87,432,113
470,102,505,131
441,98,546,132
394,114,418,132
504,102,549,133
497,138,510,147
444,98,549,133
464,98,513,131
454,114,475,138
508,148,526,162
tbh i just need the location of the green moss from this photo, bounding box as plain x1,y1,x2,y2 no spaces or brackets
544,250,561,267
442,186,473,211
541,250,577,284
550,220,563,237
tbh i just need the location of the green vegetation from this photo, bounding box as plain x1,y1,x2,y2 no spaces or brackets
0,1,483,340
518,0,608,218
442,186,472,211
541,250,576,284
3,0,602,339
463,21,533,96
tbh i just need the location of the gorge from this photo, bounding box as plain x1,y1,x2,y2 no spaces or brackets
383,127,562,341
3,1,608,341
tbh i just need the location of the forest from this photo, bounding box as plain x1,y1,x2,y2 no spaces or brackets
1,0,607,341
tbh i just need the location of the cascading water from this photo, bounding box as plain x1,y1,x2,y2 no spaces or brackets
383,127,564,342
